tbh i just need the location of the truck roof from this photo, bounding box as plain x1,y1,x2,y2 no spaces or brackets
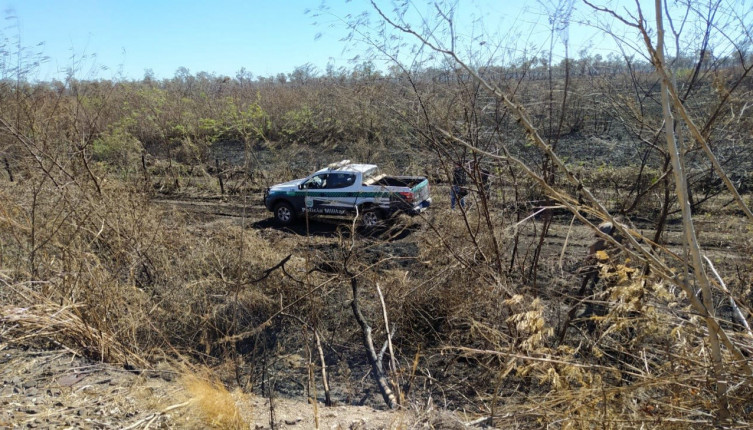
315,160,377,174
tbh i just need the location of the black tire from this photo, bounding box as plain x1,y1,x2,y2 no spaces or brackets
361,208,383,228
273,202,296,226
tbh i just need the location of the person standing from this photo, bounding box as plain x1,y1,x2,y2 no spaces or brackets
479,165,491,200
451,163,467,209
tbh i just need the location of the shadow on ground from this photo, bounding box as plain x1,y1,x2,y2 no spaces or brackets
252,217,422,241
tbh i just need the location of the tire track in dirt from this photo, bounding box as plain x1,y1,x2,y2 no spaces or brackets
153,195,269,221
154,195,746,255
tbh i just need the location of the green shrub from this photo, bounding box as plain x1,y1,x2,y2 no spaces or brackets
92,128,143,170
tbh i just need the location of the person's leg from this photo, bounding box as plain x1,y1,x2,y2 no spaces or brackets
450,186,457,209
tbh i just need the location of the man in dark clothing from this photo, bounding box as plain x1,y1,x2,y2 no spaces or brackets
479,165,491,200
451,163,467,209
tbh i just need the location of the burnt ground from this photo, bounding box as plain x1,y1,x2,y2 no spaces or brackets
154,185,753,347
0,347,180,429
0,347,444,429
3,185,750,429
0,191,472,429
154,185,753,340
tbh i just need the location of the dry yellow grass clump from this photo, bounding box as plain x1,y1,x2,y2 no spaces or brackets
180,373,249,429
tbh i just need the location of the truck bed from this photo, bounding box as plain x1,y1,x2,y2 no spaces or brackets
371,176,425,188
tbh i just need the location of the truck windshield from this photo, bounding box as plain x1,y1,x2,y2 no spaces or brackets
362,167,381,182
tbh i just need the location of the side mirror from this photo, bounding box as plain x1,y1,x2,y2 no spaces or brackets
298,184,304,189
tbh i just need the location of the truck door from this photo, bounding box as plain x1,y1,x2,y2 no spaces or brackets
301,173,357,215
324,173,358,215
301,173,329,215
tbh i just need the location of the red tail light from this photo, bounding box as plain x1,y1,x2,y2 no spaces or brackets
399,191,413,202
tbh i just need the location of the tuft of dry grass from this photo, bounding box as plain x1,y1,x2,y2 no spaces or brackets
180,372,249,430
0,281,148,367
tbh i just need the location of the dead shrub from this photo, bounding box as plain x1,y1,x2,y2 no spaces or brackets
0,170,291,366
1,281,148,366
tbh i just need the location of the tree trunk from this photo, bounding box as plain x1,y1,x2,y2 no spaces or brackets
653,0,728,420
3,157,12,182
350,276,398,409
216,158,225,196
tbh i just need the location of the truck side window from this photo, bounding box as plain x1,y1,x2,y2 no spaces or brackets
326,173,356,189
304,174,327,189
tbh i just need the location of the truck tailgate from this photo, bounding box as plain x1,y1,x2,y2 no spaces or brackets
412,179,430,203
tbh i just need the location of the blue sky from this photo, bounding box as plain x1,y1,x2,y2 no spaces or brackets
0,0,717,82
6,0,360,80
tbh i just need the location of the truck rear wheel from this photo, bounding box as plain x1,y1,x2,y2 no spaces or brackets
274,202,296,226
361,208,382,228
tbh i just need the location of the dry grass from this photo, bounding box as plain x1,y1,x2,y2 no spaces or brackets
3,135,753,428
0,281,148,367
0,171,296,358
180,372,249,429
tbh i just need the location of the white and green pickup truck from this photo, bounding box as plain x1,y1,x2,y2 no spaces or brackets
263,160,431,227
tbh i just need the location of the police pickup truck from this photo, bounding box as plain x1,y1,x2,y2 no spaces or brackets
264,160,431,227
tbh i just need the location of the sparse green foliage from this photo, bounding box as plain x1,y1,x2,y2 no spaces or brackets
92,127,143,169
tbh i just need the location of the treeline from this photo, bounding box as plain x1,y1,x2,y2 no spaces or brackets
1,52,751,186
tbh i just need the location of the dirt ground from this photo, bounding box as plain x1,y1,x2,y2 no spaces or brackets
0,346,474,429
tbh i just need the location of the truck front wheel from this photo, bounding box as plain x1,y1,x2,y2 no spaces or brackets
274,202,296,226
